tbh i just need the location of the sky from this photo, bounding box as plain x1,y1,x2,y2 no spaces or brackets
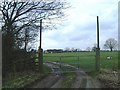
0,0,119,51
37,0,119,51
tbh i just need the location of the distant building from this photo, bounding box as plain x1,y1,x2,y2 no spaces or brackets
45,49,63,53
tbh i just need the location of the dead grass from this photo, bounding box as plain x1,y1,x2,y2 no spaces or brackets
97,69,119,88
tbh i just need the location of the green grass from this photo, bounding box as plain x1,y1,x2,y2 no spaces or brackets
100,52,118,70
3,64,51,88
61,72,76,88
3,74,39,88
43,51,118,72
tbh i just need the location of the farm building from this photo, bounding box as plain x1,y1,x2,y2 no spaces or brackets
45,49,63,53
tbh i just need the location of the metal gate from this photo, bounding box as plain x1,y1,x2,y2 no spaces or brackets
43,55,96,74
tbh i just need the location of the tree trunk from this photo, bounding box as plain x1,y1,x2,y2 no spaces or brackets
110,47,113,52
24,41,27,51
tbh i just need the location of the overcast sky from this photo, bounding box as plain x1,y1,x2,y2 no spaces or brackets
36,0,119,50
0,0,118,51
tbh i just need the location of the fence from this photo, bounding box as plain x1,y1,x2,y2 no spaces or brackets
43,55,96,73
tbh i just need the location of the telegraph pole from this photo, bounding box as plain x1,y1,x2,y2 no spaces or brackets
40,19,42,49
96,16,100,71
38,19,43,72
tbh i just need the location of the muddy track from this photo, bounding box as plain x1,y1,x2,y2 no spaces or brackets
29,61,102,88
30,74,60,88
29,62,63,88
71,71,102,88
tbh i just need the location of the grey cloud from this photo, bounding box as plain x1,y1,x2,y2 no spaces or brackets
100,21,116,30
41,0,118,50
69,33,93,41
82,22,96,31
70,36,85,41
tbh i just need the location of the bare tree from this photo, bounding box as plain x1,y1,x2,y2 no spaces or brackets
104,38,117,52
1,0,69,76
86,47,91,52
0,0,69,51
71,47,75,52
0,0,69,46
14,26,38,51
92,44,97,52
65,47,70,52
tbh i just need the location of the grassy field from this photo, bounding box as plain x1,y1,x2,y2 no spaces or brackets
43,51,118,72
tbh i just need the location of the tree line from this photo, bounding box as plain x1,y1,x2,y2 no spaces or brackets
63,38,118,52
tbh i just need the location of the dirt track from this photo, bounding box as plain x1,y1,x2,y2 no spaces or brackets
71,71,101,88
29,61,102,88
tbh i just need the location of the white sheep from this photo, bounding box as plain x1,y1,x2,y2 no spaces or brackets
106,56,112,60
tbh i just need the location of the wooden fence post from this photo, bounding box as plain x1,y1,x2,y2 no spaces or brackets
38,48,43,72
78,56,79,69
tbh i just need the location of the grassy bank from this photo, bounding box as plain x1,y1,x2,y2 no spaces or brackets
2,64,51,88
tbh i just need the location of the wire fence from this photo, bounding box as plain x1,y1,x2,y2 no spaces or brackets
43,56,96,73
43,52,118,73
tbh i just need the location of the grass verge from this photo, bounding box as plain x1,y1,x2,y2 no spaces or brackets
2,64,51,88
61,72,76,88
96,68,119,88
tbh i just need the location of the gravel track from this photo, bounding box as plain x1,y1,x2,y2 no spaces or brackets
29,61,102,88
